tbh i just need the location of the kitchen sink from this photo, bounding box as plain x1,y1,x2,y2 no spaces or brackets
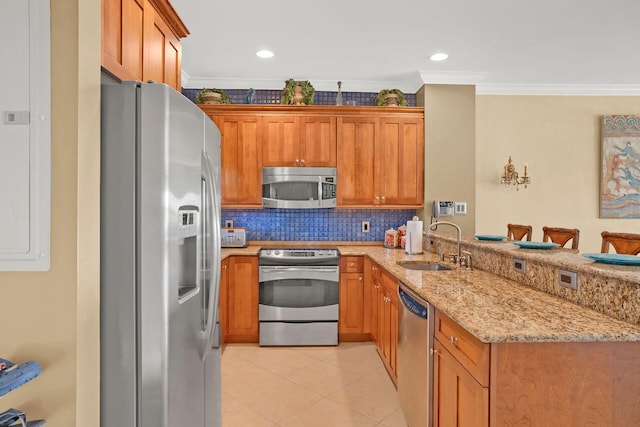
396,261,453,271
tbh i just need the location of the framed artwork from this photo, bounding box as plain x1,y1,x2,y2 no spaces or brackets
601,115,640,218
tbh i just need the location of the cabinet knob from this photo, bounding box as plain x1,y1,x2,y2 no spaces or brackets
295,159,299,165
300,159,305,165
449,336,458,344
358,276,363,281
381,196,386,201
375,196,380,201
349,262,354,267
222,265,227,269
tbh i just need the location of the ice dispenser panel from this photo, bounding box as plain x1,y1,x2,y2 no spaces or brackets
177,206,199,300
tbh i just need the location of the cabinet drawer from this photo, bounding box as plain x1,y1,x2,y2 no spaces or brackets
435,310,490,386
341,256,364,273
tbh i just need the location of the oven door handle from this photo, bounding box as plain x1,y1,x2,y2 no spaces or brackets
259,266,339,273
259,266,339,282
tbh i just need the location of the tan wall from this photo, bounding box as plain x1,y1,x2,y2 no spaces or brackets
418,84,476,235
476,95,640,253
0,0,101,424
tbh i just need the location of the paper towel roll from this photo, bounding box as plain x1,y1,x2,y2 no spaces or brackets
405,216,423,254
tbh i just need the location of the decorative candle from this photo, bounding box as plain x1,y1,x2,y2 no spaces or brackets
524,163,528,176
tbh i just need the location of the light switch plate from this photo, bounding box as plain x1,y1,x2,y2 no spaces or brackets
455,202,467,215
513,257,526,273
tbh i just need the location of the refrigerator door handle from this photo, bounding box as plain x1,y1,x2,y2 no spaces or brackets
201,151,221,360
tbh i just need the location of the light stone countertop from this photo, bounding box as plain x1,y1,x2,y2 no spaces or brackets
221,243,640,343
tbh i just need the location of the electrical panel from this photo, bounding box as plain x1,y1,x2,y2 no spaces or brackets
0,0,51,271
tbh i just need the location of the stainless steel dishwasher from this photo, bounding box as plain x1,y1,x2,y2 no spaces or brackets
397,282,434,427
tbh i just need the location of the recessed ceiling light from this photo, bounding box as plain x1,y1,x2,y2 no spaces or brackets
430,52,448,62
256,50,274,59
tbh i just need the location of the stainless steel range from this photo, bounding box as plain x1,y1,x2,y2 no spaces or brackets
258,248,340,346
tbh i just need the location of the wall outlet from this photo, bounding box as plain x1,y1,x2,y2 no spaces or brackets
362,221,370,233
513,257,526,274
558,269,578,290
225,220,233,228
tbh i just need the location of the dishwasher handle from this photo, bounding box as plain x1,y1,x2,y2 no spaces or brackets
399,289,428,319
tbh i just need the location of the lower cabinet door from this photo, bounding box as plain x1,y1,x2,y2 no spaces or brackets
433,340,489,427
227,256,259,342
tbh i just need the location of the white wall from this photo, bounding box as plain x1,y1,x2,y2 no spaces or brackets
476,95,640,253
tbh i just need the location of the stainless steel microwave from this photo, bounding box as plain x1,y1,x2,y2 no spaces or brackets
262,167,337,209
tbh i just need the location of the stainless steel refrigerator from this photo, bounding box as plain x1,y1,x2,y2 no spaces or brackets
100,82,222,427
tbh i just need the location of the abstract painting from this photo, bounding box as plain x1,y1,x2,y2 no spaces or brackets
601,115,640,218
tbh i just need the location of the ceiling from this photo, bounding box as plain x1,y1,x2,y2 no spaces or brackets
170,0,640,95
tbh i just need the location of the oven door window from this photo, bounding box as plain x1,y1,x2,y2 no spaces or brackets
259,278,338,308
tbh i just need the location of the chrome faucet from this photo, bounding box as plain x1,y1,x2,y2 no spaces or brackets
425,221,462,264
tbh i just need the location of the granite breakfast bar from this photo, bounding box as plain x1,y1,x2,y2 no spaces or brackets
338,236,640,427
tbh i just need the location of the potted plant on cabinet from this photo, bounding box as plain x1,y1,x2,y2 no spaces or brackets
281,79,315,105
196,88,232,104
376,89,408,107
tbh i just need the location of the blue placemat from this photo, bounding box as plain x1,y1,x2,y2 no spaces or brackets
582,253,640,265
474,235,506,241
513,241,560,250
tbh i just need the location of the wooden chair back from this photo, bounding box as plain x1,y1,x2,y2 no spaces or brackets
542,226,580,250
507,224,532,241
601,231,640,255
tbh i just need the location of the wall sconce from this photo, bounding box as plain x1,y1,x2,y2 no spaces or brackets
501,156,530,190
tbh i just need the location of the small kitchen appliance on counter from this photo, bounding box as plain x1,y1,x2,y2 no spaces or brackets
221,227,247,248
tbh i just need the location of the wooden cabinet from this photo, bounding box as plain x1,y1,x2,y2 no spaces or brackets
364,258,399,383
337,116,378,206
262,115,300,167
225,256,259,343
143,2,182,90
433,340,489,427
337,111,424,208
377,117,424,206
262,114,337,167
339,256,367,340
299,115,337,167
198,105,422,208
101,0,187,91
208,115,263,207
377,269,398,382
433,310,489,427
432,309,640,426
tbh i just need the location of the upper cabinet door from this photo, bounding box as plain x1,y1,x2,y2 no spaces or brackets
337,116,378,206
299,115,337,167
214,115,263,207
143,4,182,90
102,0,145,81
377,117,424,206
102,0,187,91
261,116,300,167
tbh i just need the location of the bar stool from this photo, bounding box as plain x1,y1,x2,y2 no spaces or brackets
601,231,640,255
507,224,532,241
542,226,580,250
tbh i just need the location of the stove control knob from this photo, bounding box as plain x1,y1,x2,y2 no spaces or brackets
274,250,281,256
263,250,272,256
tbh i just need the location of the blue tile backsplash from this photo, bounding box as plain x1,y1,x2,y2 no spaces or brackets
222,208,417,242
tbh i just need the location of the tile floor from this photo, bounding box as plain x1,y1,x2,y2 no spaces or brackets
221,342,407,426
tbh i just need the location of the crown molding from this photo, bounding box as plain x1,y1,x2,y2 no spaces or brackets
476,84,640,96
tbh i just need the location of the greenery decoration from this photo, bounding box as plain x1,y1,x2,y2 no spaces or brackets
281,79,315,105
375,89,408,106
196,88,232,104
